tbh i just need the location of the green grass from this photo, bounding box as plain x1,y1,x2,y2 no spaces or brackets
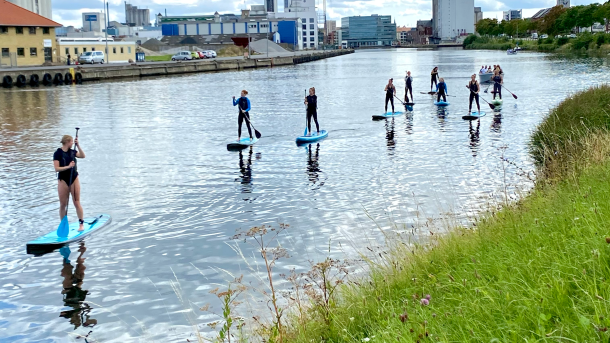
144,54,172,62
285,87,610,342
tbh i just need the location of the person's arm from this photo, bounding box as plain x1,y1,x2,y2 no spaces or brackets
445,84,448,95
393,87,396,95
54,160,74,172
384,85,388,91
232,97,239,106
475,83,480,94
75,138,85,158
435,84,439,92
245,98,251,113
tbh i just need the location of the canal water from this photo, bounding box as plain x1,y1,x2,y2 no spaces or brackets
0,49,608,342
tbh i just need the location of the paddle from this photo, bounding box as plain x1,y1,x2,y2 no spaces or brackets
502,84,518,99
394,94,407,106
484,83,491,93
57,127,79,237
241,110,262,139
479,94,496,110
303,90,308,136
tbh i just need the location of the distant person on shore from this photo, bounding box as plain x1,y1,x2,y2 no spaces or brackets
405,71,413,103
384,78,396,113
54,134,86,231
430,67,439,91
232,90,253,141
436,77,448,102
67,54,71,66
492,71,503,100
466,74,481,113
304,87,320,134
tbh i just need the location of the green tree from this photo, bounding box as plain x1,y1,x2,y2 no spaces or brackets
476,18,498,36
557,7,578,33
539,6,567,36
576,4,600,31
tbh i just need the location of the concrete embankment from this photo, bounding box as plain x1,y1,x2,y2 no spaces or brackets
0,50,353,87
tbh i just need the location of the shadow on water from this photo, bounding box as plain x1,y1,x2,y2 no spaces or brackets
306,143,325,190
469,120,481,157
237,147,254,195
59,242,97,332
491,112,502,133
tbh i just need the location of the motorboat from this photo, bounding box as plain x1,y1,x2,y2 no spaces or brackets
479,72,493,84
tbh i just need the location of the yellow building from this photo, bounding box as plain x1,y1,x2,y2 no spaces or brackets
0,0,61,66
57,38,136,64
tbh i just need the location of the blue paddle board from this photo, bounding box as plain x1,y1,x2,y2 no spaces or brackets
296,130,328,144
227,137,258,150
434,101,450,106
462,111,487,120
26,214,111,254
372,112,405,120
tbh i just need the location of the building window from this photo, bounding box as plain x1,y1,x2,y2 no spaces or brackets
17,48,24,57
74,47,79,55
113,47,116,54
65,47,69,55
309,18,314,23
42,27,50,34
29,27,36,34
310,43,315,47
16,27,23,34
310,31,315,36
120,47,124,53
0,27,7,34
302,24,307,30
128,47,131,53
310,37,315,42
83,47,87,52
30,47,37,56
310,24,314,30
92,47,95,51
2,48,9,57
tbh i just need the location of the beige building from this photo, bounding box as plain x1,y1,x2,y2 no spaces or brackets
57,38,137,64
0,0,61,66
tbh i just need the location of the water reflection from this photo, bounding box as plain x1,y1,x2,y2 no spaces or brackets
436,107,448,129
237,147,254,195
469,120,481,157
404,112,413,135
59,243,97,331
385,118,396,154
491,113,502,133
306,143,324,190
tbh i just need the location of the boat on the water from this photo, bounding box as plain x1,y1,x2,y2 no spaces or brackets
479,72,493,84
507,49,517,55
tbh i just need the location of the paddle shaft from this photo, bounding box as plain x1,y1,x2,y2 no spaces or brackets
239,108,262,139
65,128,79,217
304,90,308,136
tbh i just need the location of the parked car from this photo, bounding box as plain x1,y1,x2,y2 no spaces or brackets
196,51,206,59
203,50,217,58
171,51,192,61
569,33,577,38
531,33,538,39
191,51,200,59
78,51,105,64
541,34,548,39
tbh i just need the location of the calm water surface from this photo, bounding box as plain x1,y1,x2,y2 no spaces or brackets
0,49,608,342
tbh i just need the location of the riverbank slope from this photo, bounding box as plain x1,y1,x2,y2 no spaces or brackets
464,33,610,56
285,86,610,341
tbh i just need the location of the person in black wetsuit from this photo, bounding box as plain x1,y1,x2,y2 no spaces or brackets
466,74,481,113
405,71,413,103
430,67,439,91
304,87,320,134
435,78,448,102
492,71,503,100
53,134,86,231
232,90,253,141
384,78,396,113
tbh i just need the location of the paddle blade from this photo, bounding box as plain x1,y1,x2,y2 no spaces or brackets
512,94,518,99
254,129,262,139
488,103,496,110
57,215,70,237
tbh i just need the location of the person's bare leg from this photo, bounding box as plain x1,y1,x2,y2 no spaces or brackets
71,178,84,231
58,180,69,220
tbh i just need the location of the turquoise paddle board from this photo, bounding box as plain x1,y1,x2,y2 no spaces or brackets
26,214,111,254
296,130,328,144
227,137,258,150
372,112,405,120
462,111,487,120
434,101,450,106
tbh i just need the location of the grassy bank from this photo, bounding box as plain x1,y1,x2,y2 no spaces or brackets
464,32,610,56
281,87,610,341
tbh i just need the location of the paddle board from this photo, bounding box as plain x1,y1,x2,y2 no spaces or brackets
462,111,487,120
434,101,450,106
296,130,328,144
372,112,405,120
26,214,112,254
421,91,437,95
491,99,503,106
227,137,258,150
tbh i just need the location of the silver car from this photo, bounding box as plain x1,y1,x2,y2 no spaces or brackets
171,51,192,61
203,50,217,58
79,51,105,64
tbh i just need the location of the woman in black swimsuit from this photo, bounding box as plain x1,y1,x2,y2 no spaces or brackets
430,67,439,91
466,74,481,113
53,134,86,231
384,78,396,113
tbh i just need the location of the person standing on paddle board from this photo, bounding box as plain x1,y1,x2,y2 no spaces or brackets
384,78,396,113
435,78,448,102
405,71,413,103
466,74,481,113
492,71,503,100
232,90,253,141
430,67,439,91
304,87,320,134
54,135,86,231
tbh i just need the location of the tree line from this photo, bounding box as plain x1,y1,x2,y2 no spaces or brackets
476,2,610,37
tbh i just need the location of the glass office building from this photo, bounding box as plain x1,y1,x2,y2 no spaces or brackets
341,15,396,48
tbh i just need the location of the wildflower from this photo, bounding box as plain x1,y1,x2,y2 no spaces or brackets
399,312,408,323
425,294,431,301
362,338,370,342
420,298,429,306
606,237,610,244
350,317,355,321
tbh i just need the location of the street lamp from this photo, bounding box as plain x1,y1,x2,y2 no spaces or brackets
104,0,109,63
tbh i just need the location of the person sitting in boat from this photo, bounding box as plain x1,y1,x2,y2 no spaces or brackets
304,87,320,134
492,71,503,100
480,66,487,74
232,90,253,142
54,134,86,231
466,74,481,114
384,78,396,113
487,65,493,73
435,78,448,103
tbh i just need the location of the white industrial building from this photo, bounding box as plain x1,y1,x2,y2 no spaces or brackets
82,12,106,33
503,9,522,21
432,0,475,40
7,0,51,19
276,0,319,49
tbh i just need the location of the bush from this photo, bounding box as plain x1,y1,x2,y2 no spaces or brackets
463,34,478,47
544,37,554,45
596,33,606,47
573,33,594,50
557,37,569,46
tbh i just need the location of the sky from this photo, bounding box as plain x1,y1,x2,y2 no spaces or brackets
52,0,602,29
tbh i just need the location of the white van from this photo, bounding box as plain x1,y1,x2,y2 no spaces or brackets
79,51,105,64
171,51,192,61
